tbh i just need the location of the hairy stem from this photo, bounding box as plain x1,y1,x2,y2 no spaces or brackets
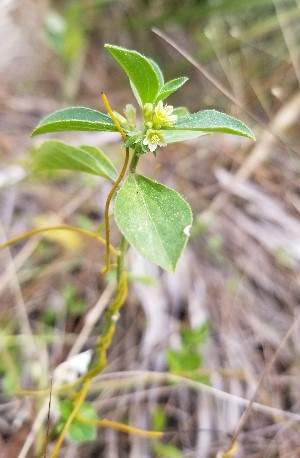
129,150,140,173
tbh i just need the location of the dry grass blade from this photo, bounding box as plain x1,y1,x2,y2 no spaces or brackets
222,313,300,455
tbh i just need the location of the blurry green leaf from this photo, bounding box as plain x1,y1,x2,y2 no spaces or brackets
59,401,97,443
69,420,97,443
127,274,156,286
206,234,224,254
181,322,210,346
167,348,202,371
152,440,183,458
69,403,98,443
3,372,17,394
59,400,73,420
156,77,188,102
43,308,58,327
114,174,192,271
31,107,118,136
63,283,85,315
152,407,166,432
168,109,255,140
45,10,66,53
105,44,160,105
33,140,118,181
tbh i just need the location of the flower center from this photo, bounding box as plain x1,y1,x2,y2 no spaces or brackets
151,135,160,143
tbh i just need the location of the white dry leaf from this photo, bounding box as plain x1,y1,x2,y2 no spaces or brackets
53,349,92,386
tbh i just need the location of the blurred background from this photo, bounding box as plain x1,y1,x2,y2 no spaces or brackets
0,0,300,457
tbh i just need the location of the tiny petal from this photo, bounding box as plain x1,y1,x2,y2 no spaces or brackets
153,101,178,126
143,129,166,153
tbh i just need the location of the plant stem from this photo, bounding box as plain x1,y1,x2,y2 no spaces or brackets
50,380,91,458
102,147,129,273
117,236,128,284
0,225,118,257
129,150,140,173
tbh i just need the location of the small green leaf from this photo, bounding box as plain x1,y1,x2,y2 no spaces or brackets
31,107,118,136
149,58,164,87
168,109,255,140
58,401,97,443
181,322,210,346
167,348,202,371
33,140,118,181
155,77,188,102
152,407,166,432
152,441,183,458
163,130,208,144
105,44,160,105
69,420,97,443
114,174,192,271
59,400,73,420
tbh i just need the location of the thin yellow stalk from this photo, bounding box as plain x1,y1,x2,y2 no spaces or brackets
0,225,118,258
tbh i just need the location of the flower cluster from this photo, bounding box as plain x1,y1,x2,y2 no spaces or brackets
141,101,177,154
115,100,178,155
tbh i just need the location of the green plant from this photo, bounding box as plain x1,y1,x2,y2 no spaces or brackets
1,44,254,455
167,321,211,384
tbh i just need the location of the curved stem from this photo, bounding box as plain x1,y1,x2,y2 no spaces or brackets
77,415,163,439
117,236,128,284
101,92,127,142
101,91,129,273
0,225,118,257
102,147,129,273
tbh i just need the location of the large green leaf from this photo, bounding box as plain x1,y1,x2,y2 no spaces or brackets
33,140,118,181
105,44,161,105
114,174,192,271
163,130,208,144
31,107,118,136
155,77,188,102
167,109,255,140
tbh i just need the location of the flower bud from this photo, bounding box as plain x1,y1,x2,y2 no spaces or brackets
143,103,153,122
123,104,136,128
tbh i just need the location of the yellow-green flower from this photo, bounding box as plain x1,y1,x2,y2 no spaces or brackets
143,129,166,153
153,101,177,126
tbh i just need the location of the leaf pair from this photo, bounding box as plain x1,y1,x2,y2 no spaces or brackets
104,44,188,106
31,106,254,141
31,45,255,141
